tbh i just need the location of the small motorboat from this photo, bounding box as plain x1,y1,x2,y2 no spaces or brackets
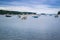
5,14,11,17
32,16,38,18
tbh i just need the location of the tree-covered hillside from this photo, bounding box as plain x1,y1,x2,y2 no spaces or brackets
0,10,36,15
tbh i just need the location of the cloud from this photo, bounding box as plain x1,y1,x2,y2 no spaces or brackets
0,0,60,14
0,5,60,14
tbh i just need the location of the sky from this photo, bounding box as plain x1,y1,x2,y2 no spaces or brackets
0,0,60,14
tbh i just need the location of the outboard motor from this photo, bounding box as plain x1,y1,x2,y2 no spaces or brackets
58,11,60,15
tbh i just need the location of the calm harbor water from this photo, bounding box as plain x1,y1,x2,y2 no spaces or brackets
0,15,60,40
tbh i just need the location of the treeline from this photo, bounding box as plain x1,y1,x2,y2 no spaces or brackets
0,10,36,15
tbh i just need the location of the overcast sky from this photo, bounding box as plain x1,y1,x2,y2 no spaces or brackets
0,0,60,14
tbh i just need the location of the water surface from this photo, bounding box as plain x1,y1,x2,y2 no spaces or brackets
0,15,60,40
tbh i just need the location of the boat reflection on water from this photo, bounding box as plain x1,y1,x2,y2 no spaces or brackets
55,15,59,18
49,14,53,16
41,13,46,15
18,15,21,18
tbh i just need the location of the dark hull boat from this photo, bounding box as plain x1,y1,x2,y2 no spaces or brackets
32,16,38,18
5,14,11,17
